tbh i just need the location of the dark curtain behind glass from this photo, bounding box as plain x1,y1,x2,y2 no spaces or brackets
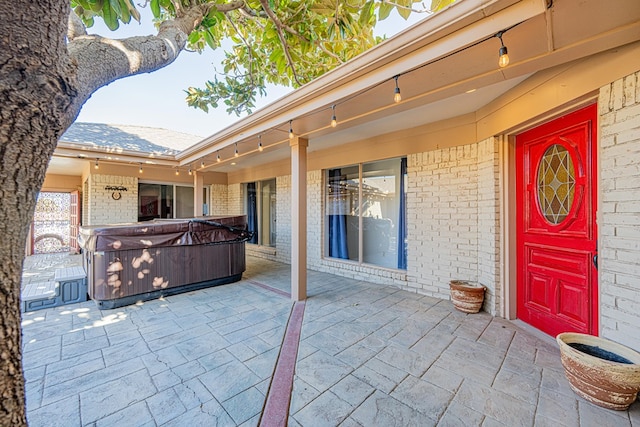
247,182,258,244
328,169,349,259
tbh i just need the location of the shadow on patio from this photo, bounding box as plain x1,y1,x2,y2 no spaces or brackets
21,255,640,426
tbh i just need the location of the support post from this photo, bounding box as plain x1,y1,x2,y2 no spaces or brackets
290,136,308,301
194,171,204,216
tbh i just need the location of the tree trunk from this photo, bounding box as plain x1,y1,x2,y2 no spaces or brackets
0,1,79,424
0,0,224,422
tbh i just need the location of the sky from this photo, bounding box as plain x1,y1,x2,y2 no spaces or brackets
76,6,428,137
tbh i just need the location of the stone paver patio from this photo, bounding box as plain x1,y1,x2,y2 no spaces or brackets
21,254,640,426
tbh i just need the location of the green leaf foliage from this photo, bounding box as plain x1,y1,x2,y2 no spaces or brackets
71,0,456,115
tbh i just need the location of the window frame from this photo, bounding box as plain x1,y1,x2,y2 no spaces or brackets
244,178,277,247
323,157,407,270
137,180,209,221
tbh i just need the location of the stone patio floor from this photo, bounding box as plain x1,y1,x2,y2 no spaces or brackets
21,253,640,426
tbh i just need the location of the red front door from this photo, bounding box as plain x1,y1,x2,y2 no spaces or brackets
516,104,598,337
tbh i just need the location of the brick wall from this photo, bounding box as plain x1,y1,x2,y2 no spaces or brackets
245,151,502,302
307,170,323,268
275,175,292,264
406,145,480,300
227,183,243,215
404,141,501,312
86,174,138,225
477,138,501,315
599,71,640,351
210,184,228,215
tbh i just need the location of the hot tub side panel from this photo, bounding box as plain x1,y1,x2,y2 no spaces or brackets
87,242,246,303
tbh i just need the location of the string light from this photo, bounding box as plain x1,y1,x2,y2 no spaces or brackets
188,168,192,175
172,25,520,163
331,105,337,128
139,164,143,174
175,168,179,176
496,31,509,68
94,158,99,169
394,75,402,103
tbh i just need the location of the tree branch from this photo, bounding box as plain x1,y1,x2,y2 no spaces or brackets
66,1,244,111
240,4,267,19
258,0,302,86
67,8,87,41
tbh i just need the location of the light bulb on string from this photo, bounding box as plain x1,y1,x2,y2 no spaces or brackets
394,75,402,103
188,168,192,175
258,135,263,151
139,164,143,174
200,160,205,168
217,152,221,162
175,168,179,176
94,158,99,170
331,105,337,128
497,31,509,68
288,120,294,139
234,143,239,157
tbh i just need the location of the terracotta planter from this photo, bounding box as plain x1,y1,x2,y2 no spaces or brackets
556,332,640,410
449,280,486,313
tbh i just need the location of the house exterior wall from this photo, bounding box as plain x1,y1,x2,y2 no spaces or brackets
403,139,501,315
227,183,243,215
85,174,138,225
477,138,502,315
307,171,322,269
69,61,640,349
233,142,502,315
41,174,82,193
210,183,228,215
406,145,479,300
275,175,292,264
598,71,640,351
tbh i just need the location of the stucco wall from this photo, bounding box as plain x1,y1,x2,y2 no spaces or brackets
598,71,640,351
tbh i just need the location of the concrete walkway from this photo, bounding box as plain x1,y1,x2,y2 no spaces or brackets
21,255,640,426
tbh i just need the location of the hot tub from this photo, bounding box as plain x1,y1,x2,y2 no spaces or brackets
78,216,251,309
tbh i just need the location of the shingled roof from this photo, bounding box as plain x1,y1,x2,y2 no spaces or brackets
60,122,202,156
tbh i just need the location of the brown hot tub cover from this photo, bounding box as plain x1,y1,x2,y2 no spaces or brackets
79,216,251,309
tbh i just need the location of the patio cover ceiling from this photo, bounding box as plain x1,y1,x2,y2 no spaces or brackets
50,0,640,175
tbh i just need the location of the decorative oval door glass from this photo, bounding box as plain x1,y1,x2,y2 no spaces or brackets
537,144,575,224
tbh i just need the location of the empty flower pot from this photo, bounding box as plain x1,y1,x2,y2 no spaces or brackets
449,280,486,313
556,332,640,410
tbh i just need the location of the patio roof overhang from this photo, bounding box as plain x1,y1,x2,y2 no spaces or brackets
174,0,640,174
55,143,178,166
